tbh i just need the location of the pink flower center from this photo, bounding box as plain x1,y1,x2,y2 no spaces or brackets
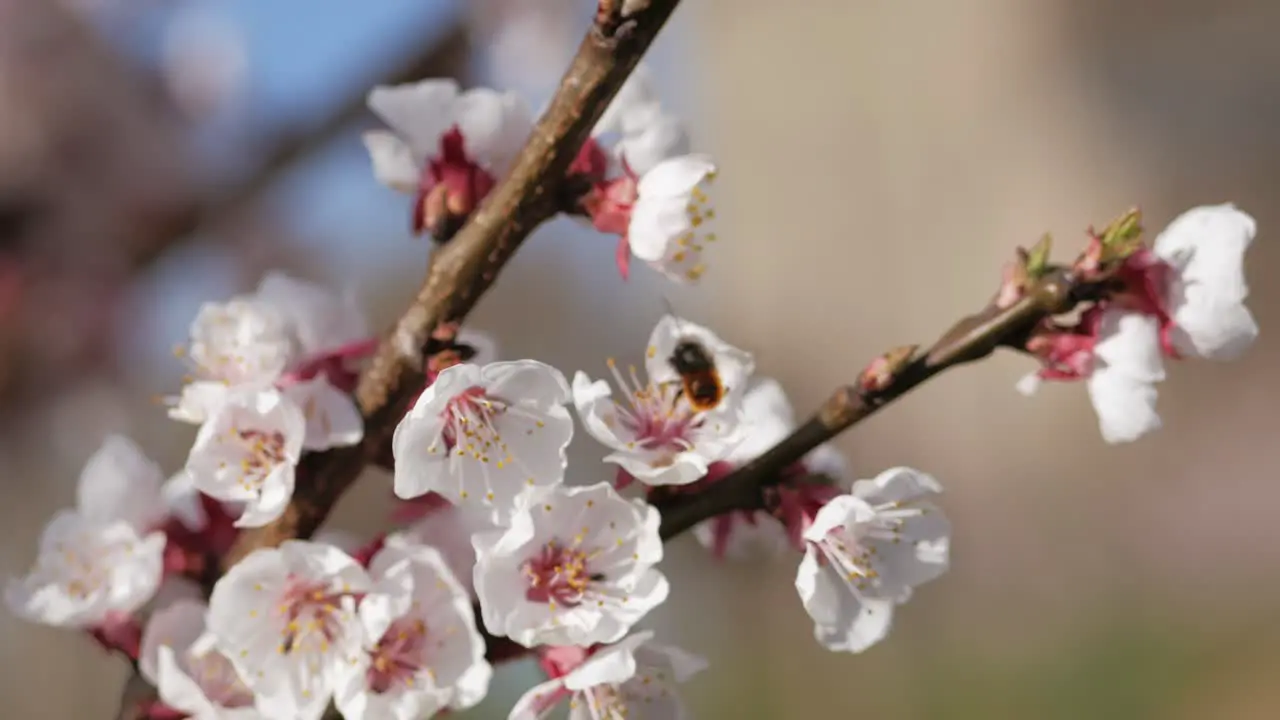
602,359,701,457
437,385,503,451
366,616,430,694
235,428,287,484
522,541,598,608
414,126,496,233
273,575,355,658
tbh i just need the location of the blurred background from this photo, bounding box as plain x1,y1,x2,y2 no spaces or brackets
2,0,1278,717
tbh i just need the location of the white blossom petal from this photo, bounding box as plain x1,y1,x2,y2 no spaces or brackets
282,376,363,451
76,434,167,531
141,599,262,719
454,87,534,175
1088,310,1165,444
255,272,369,358
1153,204,1258,360
362,130,420,194
367,79,461,161
616,113,689,178
628,155,719,283
401,502,496,597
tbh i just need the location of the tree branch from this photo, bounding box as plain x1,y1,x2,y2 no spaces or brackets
222,0,683,565
653,267,1086,540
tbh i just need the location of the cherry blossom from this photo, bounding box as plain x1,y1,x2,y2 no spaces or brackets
183,388,305,528
573,315,752,487
6,436,167,630
140,598,262,719
473,482,668,648
170,273,373,447
795,467,950,653
571,68,716,281
206,541,371,720
509,631,706,720
170,298,293,424
692,378,848,559
363,79,533,233
392,360,573,523
626,155,721,283
1017,204,1257,444
333,536,491,720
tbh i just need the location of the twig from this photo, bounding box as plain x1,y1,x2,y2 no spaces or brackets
653,267,1085,539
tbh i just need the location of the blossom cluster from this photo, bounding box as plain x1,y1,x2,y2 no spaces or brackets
7,290,954,718
364,66,721,283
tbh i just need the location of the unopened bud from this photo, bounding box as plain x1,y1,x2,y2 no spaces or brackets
417,185,469,241
859,345,918,393
1025,233,1053,277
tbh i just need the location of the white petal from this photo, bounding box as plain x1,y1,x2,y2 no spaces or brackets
76,434,166,530
851,467,943,505
571,372,636,453
1088,310,1165,444
616,113,689,177
1154,203,1254,304
1094,310,1166,383
508,678,568,720
254,272,369,357
1015,372,1043,396
1087,365,1162,444
140,598,207,685
454,88,534,175
367,79,460,160
457,328,500,366
594,64,661,137
795,549,896,653
362,130,420,194
169,381,232,425
155,646,221,718
482,359,571,409
282,376,363,451
563,632,651,690
1169,295,1258,361
162,471,207,531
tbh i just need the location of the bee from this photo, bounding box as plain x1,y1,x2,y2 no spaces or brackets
668,334,725,412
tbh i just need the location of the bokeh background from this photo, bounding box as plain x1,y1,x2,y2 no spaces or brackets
2,0,1278,717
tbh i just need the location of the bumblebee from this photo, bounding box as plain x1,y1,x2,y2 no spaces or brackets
669,338,725,412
